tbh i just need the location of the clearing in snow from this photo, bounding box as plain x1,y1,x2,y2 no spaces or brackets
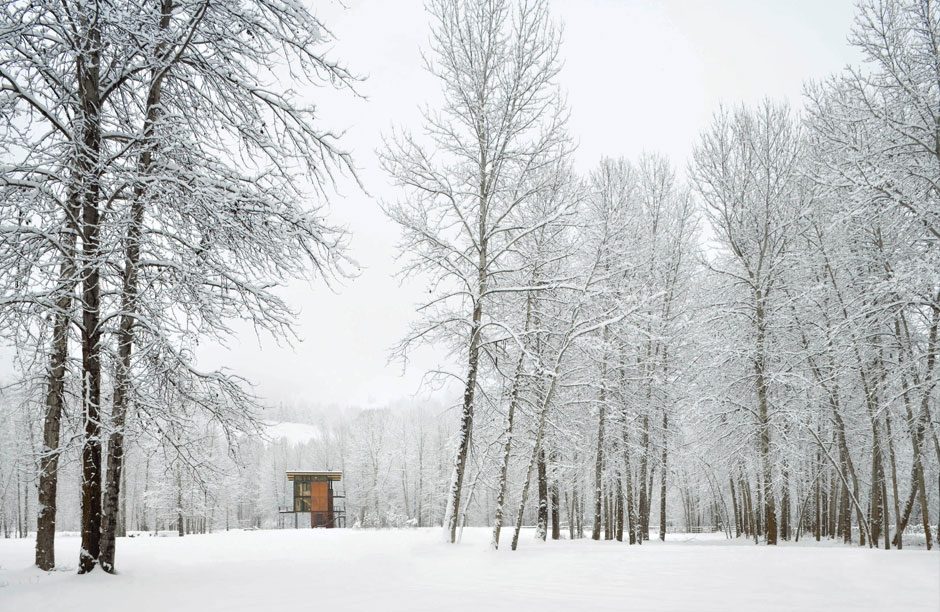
1,529,937,612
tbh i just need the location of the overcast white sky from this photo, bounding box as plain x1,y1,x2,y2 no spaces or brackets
194,0,864,409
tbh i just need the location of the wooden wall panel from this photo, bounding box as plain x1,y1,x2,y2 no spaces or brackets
310,481,329,527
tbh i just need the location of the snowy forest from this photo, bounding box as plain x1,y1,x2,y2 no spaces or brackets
0,0,938,595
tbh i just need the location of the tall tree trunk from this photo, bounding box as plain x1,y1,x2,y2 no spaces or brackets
830,473,840,542
417,434,424,528
619,354,637,545
622,438,636,544
592,329,609,541
446,305,482,543
491,293,533,549
15,470,22,538
490,367,519,548
814,454,821,542
592,400,605,541
730,476,741,538
659,411,668,542
742,472,758,545
779,423,790,541
510,319,579,551
754,295,776,545
880,468,890,549
512,406,555,550
756,471,764,537
550,451,560,540
893,375,931,547
912,305,938,549
615,474,624,542
603,490,611,540
809,426,874,546
176,469,184,538
510,389,552,551
118,457,127,539
796,315,863,544
867,409,886,548
77,9,104,574
567,490,575,540
101,3,175,572
638,411,649,542
780,460,790,541
838,447,852,544
883,409,901,549
537,446,548,541
35,233,76,570
446,103,495,543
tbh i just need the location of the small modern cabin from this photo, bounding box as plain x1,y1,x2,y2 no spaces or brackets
284,471,345,528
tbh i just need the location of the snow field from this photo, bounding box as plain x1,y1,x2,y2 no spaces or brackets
0,528,937,612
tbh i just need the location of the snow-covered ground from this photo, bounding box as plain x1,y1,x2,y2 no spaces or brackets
1,528,937,611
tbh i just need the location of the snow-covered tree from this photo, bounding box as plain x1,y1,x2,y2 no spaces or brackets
381,0,571,543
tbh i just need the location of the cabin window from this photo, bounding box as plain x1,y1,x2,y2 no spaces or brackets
293,480,311,512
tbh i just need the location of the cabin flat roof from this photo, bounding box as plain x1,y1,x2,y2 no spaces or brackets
286,471,342,481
